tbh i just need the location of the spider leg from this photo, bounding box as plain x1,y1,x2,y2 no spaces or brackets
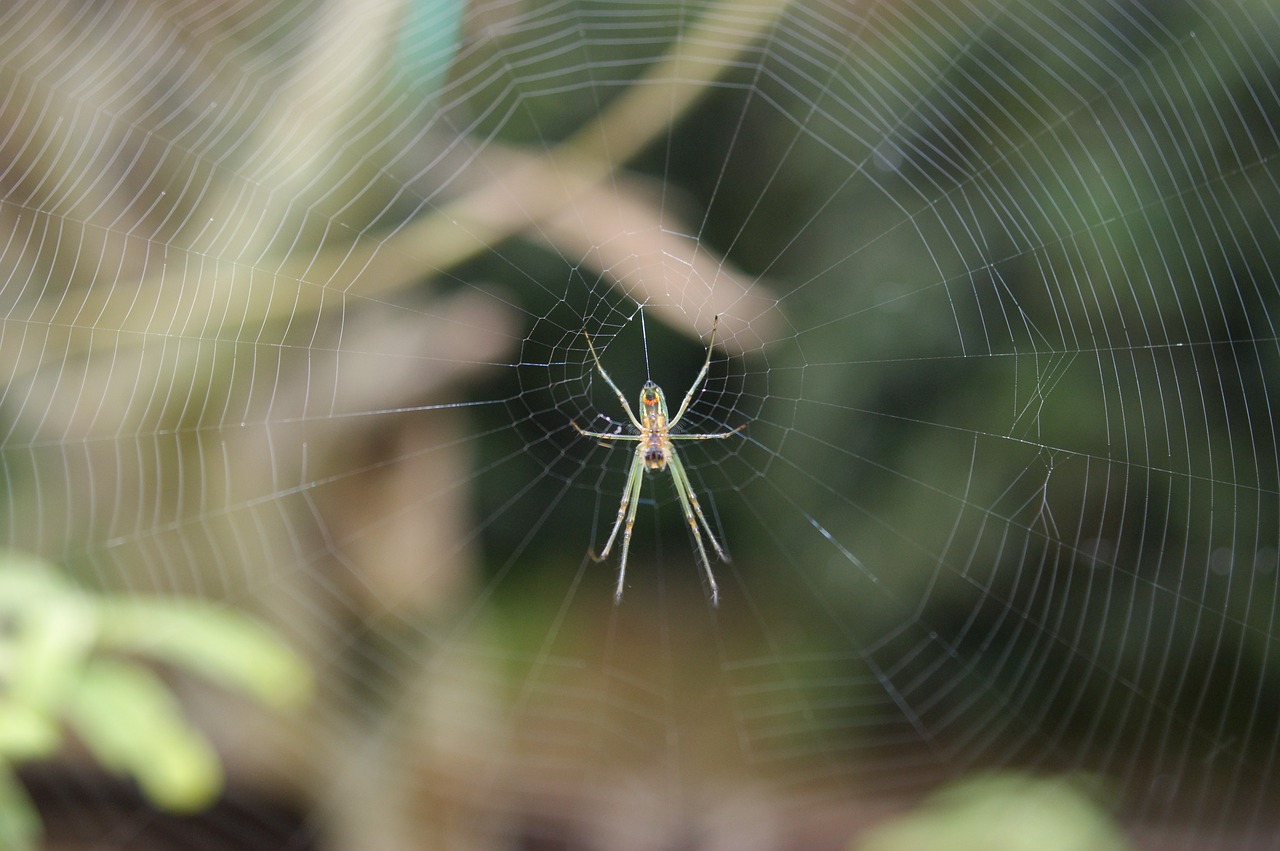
668,314,720,428
666,447,724,606
583,329,644,431
571,421,643,440
609,448,647,603
668,423,747,440
594,447,642,561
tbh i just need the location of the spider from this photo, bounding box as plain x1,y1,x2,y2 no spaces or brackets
571,315,745,606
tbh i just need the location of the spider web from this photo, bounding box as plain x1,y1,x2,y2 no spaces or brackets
2,0,1279,848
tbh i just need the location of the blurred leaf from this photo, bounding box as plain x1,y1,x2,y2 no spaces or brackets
96,601,313,710
0,555,96,713
0,703,59,760
66,659,222,812
0,552,315,837
0,764,39,851
854,773,1132,851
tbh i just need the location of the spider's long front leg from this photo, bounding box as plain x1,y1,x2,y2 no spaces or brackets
583,329,644,431
668,314,720,428
666,447,724,606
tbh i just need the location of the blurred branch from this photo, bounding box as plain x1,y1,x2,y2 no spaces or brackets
539,172,782,353
20,0,790,378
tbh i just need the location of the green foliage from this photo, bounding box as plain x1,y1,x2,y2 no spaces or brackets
853,773,1132,851
0,552,313,850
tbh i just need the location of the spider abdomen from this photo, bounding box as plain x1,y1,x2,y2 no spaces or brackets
643,441,669,470
641,406,670,470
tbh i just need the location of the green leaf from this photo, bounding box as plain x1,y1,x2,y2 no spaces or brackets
854,773,1132,851
0,554,96,712
0,552,61,600
95,600,312,710
65,659,222,812
0,557,310,820
0,764,40,851
0,702,60,759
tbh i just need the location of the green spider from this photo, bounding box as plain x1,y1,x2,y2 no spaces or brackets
572,316,745,606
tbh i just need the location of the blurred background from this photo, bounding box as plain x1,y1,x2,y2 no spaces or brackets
1,0,1278,848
